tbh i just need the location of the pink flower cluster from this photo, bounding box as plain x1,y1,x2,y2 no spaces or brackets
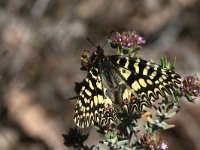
112,31,145,49
139,133,168,150
180,75,200,97
80,50,93,70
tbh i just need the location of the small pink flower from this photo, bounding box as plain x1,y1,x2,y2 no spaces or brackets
161,142,168,150
137,36,146,44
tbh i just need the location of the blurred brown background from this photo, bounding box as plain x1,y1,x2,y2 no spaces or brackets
0,0,200,150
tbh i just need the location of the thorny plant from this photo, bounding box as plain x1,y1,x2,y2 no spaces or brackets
63,31,200,150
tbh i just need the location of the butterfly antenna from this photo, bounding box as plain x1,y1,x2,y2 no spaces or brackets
68,96,78,100
87,37,97,48
102,30,114,48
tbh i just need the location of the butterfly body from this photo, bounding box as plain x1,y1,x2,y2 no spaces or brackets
74,47,181,128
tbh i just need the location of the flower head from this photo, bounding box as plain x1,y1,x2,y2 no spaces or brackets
180,74,200,98
111,31,145,50
139,133,168,150
80,49,94,70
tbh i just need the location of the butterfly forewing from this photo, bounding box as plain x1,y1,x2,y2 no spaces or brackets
74,66,117,128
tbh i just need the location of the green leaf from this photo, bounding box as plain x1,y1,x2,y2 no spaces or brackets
171,57,176,70
105,131,117,140
186,94,195,102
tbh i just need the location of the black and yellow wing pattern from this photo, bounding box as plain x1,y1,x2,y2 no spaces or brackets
74,66,118,128
109,55,181,103
74,54,181,128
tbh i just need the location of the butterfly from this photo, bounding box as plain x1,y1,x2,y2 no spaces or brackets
73,46,181,128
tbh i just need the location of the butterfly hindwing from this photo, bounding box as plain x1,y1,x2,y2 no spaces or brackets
109,55,181,103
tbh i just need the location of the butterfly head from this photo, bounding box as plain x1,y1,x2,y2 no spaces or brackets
80,46,104,71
